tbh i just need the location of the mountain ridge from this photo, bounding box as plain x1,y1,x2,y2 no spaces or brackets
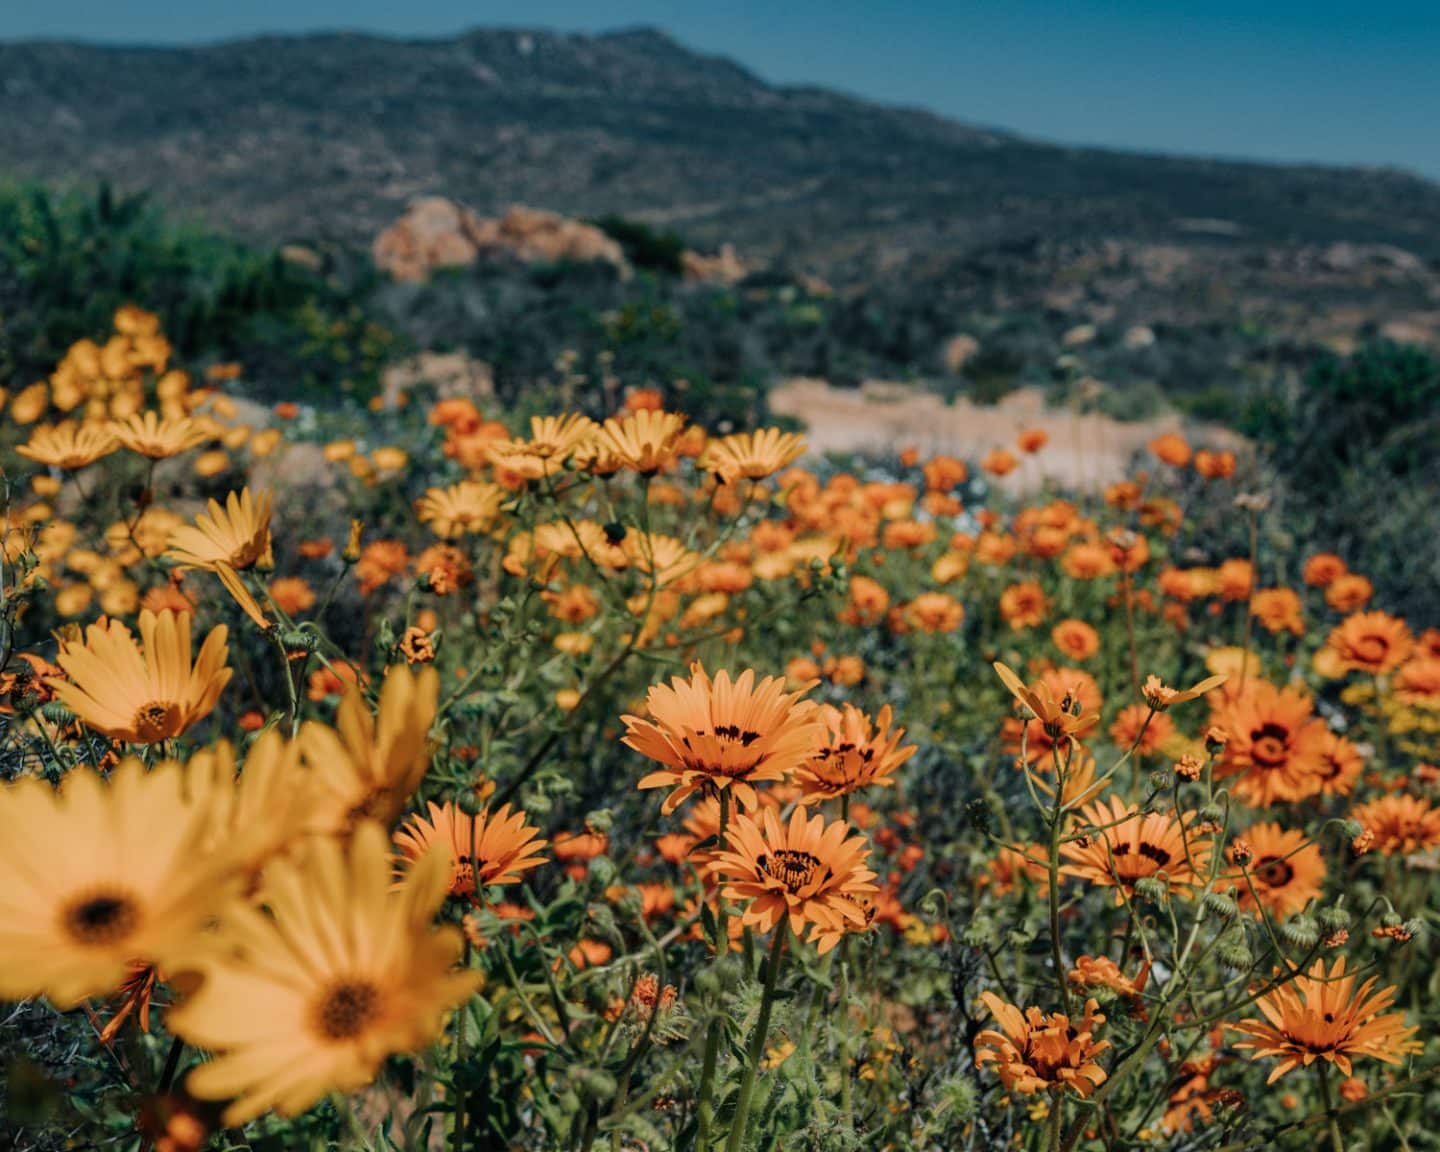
4,24,1439,276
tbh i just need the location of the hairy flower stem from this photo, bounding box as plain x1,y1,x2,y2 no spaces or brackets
1048,1091,1064,1152
1317,1063,1345,1152
692,789,731,1152
725,922,788,1152
837,954,853,1125
1046,753,1072,1013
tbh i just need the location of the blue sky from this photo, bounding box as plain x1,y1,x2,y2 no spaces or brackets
4,1,1438,178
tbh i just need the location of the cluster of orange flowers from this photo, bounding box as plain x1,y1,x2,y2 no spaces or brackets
1,305,1436,1145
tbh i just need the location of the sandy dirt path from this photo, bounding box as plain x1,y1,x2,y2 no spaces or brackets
769,379,1241,491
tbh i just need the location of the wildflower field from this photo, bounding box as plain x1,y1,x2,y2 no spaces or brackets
1,307,1438,1152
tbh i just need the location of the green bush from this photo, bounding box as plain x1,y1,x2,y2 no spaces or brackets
0,183,393,400
590,214,687,275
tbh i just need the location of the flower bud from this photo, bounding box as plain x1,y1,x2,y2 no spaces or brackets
1282,915,1320,951
935,1075,978,1120
588,856,617,888
1317,906,1350,935
1216,929,1253,970
960,916,997,949
343,519,363,562
1201,892,1239,920
572,1068,617,1104
1133,877,1169,904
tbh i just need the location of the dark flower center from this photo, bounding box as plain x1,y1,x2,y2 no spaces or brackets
64,892,139,947
313,980,382,1041
132,701,178,742
1352,636,1388,664
1255,856,1295,888
758,849,828,894
1250,724,1292,768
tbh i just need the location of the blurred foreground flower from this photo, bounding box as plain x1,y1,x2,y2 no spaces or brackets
169,822,481,1124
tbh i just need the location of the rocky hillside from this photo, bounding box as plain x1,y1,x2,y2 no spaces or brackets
4,26,1440,282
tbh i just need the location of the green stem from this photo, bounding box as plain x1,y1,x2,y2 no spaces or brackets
693,789,732,1152
1046,796,1071,1013
1048,1091,1064,1152
1317,1063,1344,1152
724,923,787,1152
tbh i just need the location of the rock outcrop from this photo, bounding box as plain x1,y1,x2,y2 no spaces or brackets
374,198,628,281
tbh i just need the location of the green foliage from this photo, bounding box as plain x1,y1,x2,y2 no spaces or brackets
1234,341,1440,619
0,182,394,400
590,215,687,276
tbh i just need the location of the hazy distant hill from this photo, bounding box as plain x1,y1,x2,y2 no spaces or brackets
3,25,1440,279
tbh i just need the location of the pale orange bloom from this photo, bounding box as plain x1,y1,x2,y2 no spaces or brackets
1231,957,1421,1083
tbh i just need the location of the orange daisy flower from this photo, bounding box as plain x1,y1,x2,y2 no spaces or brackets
1350,794,1440,856
995,663,1102,763
1227,822,1326,920
1302,553,1347,587
1312,731,1365,798
393,801,548,899
1211,681,1330,806
623,664,823,815
1325,612,1414,676
1231,956,1421,1083
793,703,916,803
975,992,1109,1098
712,806,877,954
1061,797,1209,903
999,581,1049,629
1052,619,1100,662
1394,657,1440,709
1109,704,1174,755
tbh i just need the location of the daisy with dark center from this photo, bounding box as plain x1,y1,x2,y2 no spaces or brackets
1230,956,1422,1083
393,800,548,900
165,487,273,571
301,665,439,834
1325,611,1415,676
1061,797,1210,903
974,992,1110,1098
624,663,823,815
1311,731,1365,797
49,609,231,744
711,805,877,954
794,703,916,804
1226,822,1326,920
168,822,481,1125
1210,680,1330,806
0,759,242,1007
